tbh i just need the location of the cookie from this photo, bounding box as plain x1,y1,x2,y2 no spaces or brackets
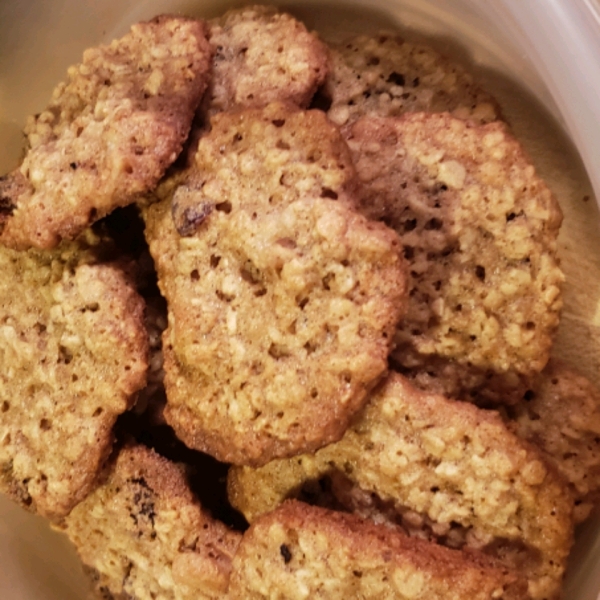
507,359,600,523
343,113,564,393
0,15,212,250
228,373,574,600
143,102,407,466
206,5,328,115
228,500,529,600
393,354,531,407
323,32,498,129
0,236,148,520
64,444,241,600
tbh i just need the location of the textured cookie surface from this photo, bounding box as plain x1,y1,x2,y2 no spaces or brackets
229,373,574,600
64,444,241,600
394,354,532,407
324,33,498,128
0,15,211,250
144,103,407,466
507,360,600,523
0,237,148,520
344,113,563,387
206,5,327,114
228,500,529,600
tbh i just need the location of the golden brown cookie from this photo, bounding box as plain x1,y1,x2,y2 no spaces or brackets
0,15,212,250
143,102,408,466
228,500,529,600
343,113,564,398
64,444,241,600
323,32,498,128
507,359,600,523
228,373,574,600
206,5,328,115
0,235,148,520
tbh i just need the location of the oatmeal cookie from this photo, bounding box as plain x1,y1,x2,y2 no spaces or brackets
144,102,407,466
323,32,498,128
228,500,529,600
0,235,148,520
0,15,211,250
344,113,563,394
228,373,574,600
507,359,600,523
206,5,328,115
64,444,241,600
394,355,531,407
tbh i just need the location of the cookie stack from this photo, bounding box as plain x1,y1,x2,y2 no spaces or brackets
1,5,598,600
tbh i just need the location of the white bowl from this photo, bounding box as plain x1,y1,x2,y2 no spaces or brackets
1,1,599,598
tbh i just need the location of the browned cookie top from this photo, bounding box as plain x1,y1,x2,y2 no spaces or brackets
324,32,499,128
0,236,148,520
144,102,407,466
228,500,529,600
64,444,241,600
206,5,328,114
0,15,212,250
344,112,563,383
